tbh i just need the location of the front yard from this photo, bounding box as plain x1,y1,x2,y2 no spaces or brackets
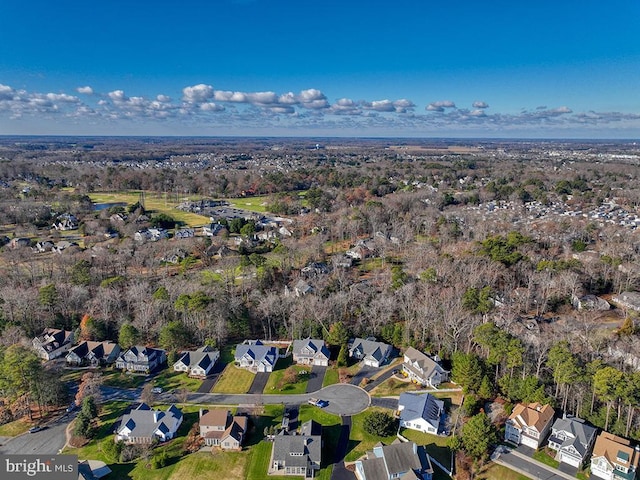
211,365,255,394
345,408,399,462
102,369,148,389
152,370,203,393
263,357,309,394
399,427,453,469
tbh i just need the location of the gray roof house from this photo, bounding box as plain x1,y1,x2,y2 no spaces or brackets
173,346,219,378
354,440,434,480
115,346,167,373
270,420,322,477
547,416,598,468
66,341,121,366
401,347,449,388
32,328,74,361
115,403,183,444
349,338,392,368
234,340,278,373
398,393,445,435
292,339,330,366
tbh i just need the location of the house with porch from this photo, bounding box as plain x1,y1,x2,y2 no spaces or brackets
199,409,248,450
32,328,74,361
354,440,433,480
234,340,278,372
401,347,449,388
65,341,121,367
115,403,183,444
173,346,219,377
505,402,555,449
115,346,166,373
590,431,639,480
547,415,597,468
292,339,330,367
398,392,445,435
270,420,322,477
348,338,392,368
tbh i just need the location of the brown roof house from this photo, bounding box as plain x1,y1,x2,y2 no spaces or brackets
354,440,434,480
590,431,639,480
32,328,74,361
66,341,121,367
505,402,555,449
199,409,248,451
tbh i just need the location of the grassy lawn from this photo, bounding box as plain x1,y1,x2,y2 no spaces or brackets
0,417,32,436
166,451,246,480
399,428,452,468
225,196,271,214
245,441,290,480
152,370,203,393
102,369,148,389
479,463,531,480
322,366,340,387
532,448,559,468
264,357,310,394
211,365,255,394
345,408,399,462
88,192,210,227
370,376,428,396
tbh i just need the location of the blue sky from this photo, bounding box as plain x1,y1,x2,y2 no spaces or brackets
1,0,639,137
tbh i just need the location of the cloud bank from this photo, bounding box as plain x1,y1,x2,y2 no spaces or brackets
0,82,638,136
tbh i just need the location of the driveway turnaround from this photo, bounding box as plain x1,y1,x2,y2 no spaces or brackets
320,384,370,416
306,365,327,393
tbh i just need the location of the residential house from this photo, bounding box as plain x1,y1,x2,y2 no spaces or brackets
202,223,227,237
173,346,219,377
234,340,278,372
346,243,373,260
292,339,330,367
199,409,248,450
591,432,639,480
115,403,183,444
348,338,392,368
547,415,597,468
77,460,111,480
34,240,54,253
301,262,329,279
115,346,167,373
174,228,195,239
53,240,79,253
32,328,74,361
66,341,121,367
354,440,434,480
293,280,313,297
505,402,555,449
10,237,31,249
271,420,322,477
52,214,78,231
401,347,449,388
612,292,640,312
398,392,445,435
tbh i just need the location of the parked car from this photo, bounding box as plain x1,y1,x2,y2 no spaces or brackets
28,426,44,433
308,397,319,406
308,398,329,408
66,403,76,413
151,387,163,394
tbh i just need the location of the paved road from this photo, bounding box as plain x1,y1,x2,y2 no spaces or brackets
331,416,356,480
306,365,327,393
248,372,271,394
0,412,75,455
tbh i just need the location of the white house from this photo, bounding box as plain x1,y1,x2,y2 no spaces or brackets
398,392,445,435
401,347,449,388
292,339,330,366
173,346,219,377
590,431,639,480
348,338,392,368
115,403,183,444
547,415,597,468
234,340,278,372
32,328,74,361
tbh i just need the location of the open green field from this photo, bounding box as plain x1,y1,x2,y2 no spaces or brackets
225,196,271,214
88,192,210,227
211,365,255,394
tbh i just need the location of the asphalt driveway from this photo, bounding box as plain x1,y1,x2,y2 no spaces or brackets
331,416,355,480
306,365,327,393
248,372,271,394
350,365,375,385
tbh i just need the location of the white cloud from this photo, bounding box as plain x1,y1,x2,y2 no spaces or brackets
182,84,214,103
108,90,128,103
77,86,94,95
200,102,225,112
427,100,456,112
156,94,171,103
472,101,489,109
